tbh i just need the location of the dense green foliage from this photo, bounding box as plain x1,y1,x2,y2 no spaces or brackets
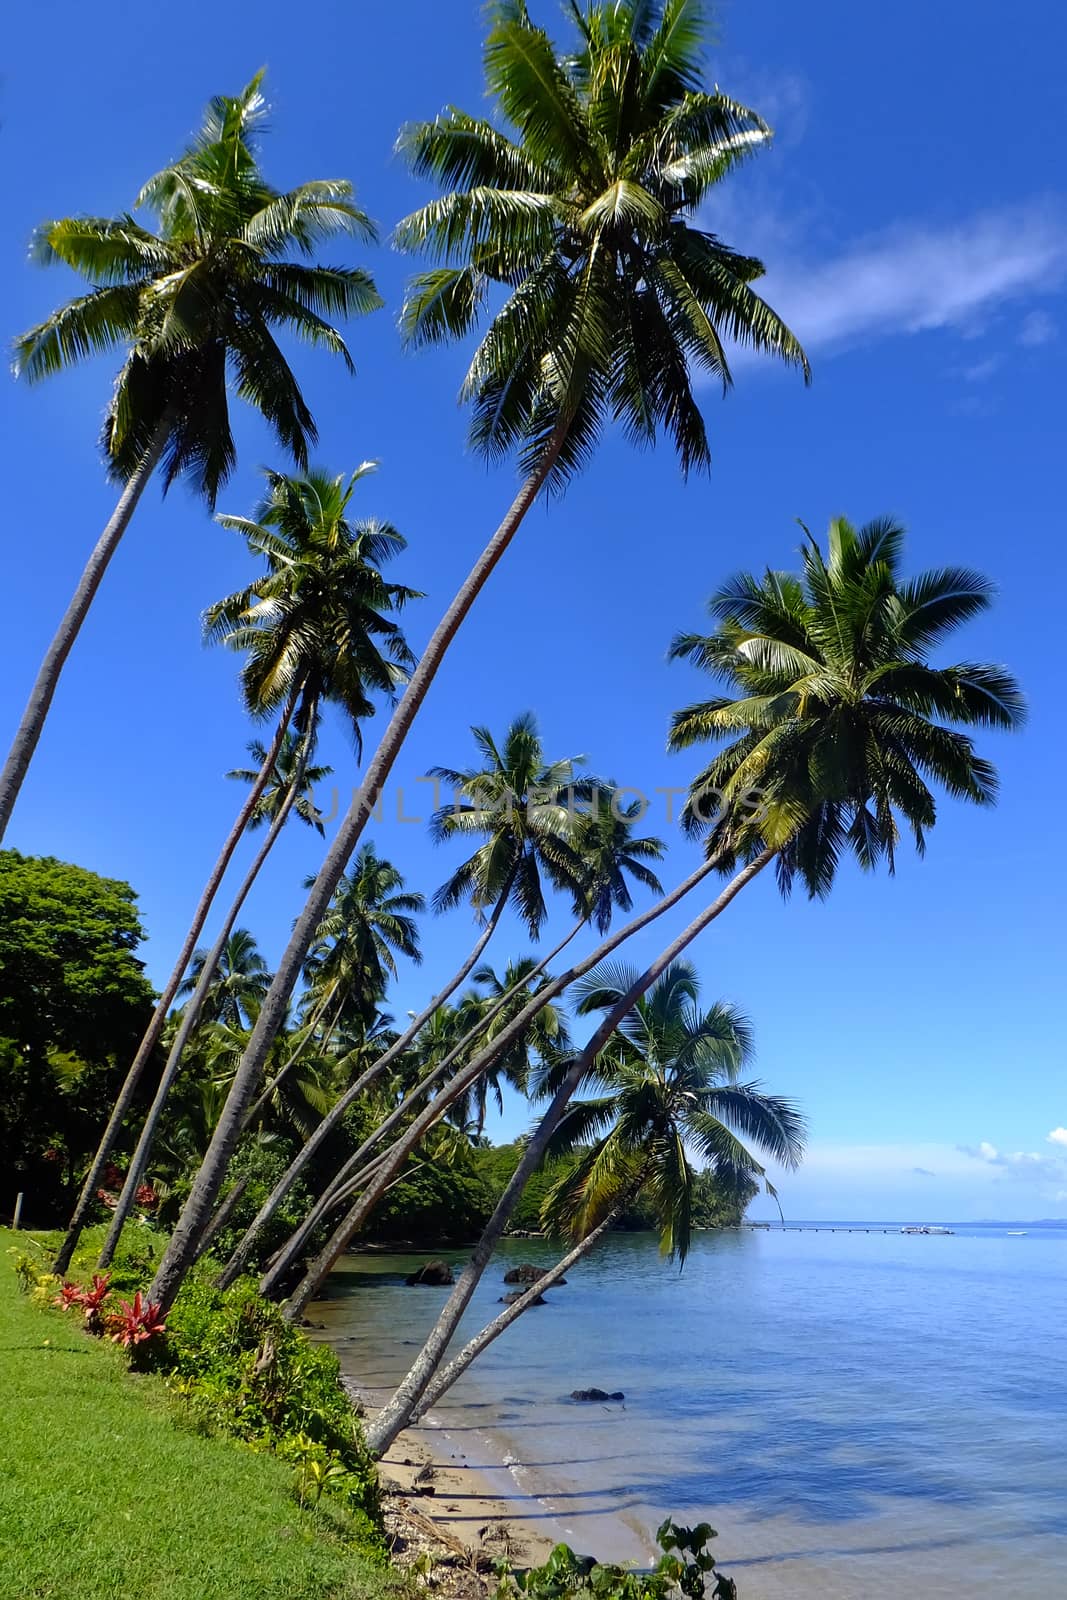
499,1518,736,1599
0,1231,393,1600
0,852,156,1223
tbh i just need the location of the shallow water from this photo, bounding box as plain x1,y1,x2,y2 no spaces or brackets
315,1225,1067,1597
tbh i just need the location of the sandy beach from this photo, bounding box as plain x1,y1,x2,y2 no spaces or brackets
338,1375,558,1588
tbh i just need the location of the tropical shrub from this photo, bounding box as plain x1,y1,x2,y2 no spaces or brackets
163,1278,380,1540
499,1520,736,1599
107,1289,168,1351
208,1142,318,1267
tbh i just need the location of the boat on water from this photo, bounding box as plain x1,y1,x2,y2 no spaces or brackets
901,1225,955,1235
1006,1230,1028,1236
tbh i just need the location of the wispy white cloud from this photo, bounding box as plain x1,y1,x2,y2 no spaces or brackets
960,356,1001,384
1047,1127,1067,1147
753,205,1067,357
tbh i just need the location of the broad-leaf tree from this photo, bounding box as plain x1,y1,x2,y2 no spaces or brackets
160,0,808,1314
2,73,379,839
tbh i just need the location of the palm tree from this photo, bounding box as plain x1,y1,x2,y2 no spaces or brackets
161,0,810,1314
401,961,803,1429
209,466,420,754
221,715,597,1293
428,713,594,936
546,961,800,1255
1,73,378,839
306,845,425,1024
667,516,1024,889
177,929,272,1032
228,734,334,834
573,790,667,932
352,517,1024,1449
452,957,572,1135
275,781,666,1311
97,471,416,1269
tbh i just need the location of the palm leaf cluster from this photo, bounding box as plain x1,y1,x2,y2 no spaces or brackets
669,517,1027,895
396,0,808,482
14,73,379,503
543,960,804,1261
207,466,421,747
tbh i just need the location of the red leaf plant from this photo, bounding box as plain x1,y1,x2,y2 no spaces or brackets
53,1272,113,1332
79,1273,112,1334
108,1291,167,1350
134,1183,158,1209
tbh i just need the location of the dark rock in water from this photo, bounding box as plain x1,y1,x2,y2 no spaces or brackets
570,1387,624,1402
503,1263,568,1286
405,1260,455,1286
298,1319,326,1330
500,1290,546,1305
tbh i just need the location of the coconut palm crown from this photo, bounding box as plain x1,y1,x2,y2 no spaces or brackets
228,731,333,834
13,73,379,502
428,713,597,938
208,465,421,750
669,516,1026,897
395,0,809,483
543,959,804,1261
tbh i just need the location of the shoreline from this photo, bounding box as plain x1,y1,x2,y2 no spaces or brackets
339,1375,558,1584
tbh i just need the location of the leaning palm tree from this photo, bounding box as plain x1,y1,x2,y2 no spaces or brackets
219,715,594,1291
96,471,416,1269
452,957,572,1135
345,516,1024,1449
156,0,809,1314
262,777,664,1303
228,734,333,834
400,961,803,1429
2,72,378,839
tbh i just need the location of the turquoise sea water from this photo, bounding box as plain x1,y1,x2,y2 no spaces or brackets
315,1225,1067,1597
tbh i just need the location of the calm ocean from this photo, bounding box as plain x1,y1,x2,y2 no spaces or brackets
315,1225,1067,1598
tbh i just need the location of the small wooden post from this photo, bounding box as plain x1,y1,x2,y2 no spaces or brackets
12,1192,24,1230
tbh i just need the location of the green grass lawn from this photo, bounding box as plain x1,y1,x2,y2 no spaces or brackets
0,1230,399,1600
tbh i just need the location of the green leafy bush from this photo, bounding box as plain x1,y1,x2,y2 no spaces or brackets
164,1277,381,1542
499,1520,736,1600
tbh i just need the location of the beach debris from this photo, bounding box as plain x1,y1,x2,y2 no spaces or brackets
502,1263,567,1286
499,1290,546,1305
406,1260,455,1286
570,1387,624,1402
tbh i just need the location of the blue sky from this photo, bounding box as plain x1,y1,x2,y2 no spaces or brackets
3,1,1065,1221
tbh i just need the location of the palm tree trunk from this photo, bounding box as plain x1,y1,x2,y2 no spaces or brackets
218,872,520,1294
0,419,171,842
299,917,584,1226
191,1176,251,1266
52,691,300,1278
281,852,736,1323
151,430,568,1315
409,1208,621,1426
97,717,317,1270
355,847,777,1455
